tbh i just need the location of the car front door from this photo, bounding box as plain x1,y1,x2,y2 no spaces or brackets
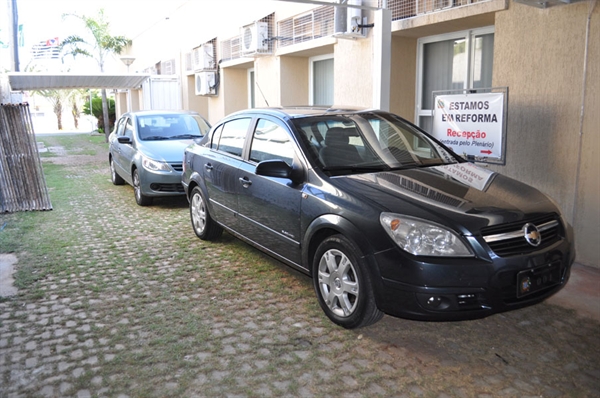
203,118,252,230
111,116,135,184
236,118,304,266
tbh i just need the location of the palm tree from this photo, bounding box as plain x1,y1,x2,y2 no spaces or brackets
61,9,131,141
34,89,70,130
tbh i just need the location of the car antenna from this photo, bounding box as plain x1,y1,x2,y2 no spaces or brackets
256,80,269,107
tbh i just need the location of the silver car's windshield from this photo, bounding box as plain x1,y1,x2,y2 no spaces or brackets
293,112,459,174
137,114,210,141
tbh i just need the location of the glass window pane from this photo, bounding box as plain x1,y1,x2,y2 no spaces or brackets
419,116,433,135
313,58,334,106
217,118,251,157
250,119,295,166
422,38,466,110
210,125,223,149
472,33,494,89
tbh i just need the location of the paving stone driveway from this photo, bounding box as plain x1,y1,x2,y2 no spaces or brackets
0,135,599,397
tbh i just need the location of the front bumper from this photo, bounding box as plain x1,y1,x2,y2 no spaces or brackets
371,236,575,321
139,168,185,197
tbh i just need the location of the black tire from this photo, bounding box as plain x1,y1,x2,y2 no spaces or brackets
190,186,223,240
312,235,383,329
110,157,125,185
132,168,152,206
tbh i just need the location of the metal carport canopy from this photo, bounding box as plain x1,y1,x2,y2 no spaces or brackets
7,72,150,91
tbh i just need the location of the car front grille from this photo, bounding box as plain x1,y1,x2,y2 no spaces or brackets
481,214,562,257
170,163,183,172
151,183,185,193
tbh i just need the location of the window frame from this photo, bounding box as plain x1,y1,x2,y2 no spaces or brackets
309,53,334,106
248,68,255,109
415,26,495,129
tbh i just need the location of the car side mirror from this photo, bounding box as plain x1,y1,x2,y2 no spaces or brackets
117,136,132,145
255,159,293,179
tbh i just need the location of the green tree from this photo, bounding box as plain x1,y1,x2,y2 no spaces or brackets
83,93,115,133
61,9,131,141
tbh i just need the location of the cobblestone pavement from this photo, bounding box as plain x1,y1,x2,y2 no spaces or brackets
0,136,599,397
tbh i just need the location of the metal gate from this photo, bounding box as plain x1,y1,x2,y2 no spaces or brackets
0,103,52,213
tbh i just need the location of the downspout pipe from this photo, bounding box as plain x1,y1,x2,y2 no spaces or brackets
11,0,20,71
572,0,597,225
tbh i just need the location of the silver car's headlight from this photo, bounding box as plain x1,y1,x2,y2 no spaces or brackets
142,156,171,172
380,213,473,257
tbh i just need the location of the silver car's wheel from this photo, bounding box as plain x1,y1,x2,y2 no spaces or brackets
313,235,383,329
191,191,207,233
190,186,222,240
110,157,124,185
317,248,359,317
133,169,152,206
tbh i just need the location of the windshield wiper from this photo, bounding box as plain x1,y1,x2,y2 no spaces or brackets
143,136,170,140
170,134,203,139
322,164,392,173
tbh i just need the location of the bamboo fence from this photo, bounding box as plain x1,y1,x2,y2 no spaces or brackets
0,103,52,213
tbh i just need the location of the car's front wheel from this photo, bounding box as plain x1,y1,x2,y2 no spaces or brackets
190,186,222,240
313,235,383,329
132,169,152,206
110,157,124,185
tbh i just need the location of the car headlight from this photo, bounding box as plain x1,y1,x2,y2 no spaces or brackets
142,156,171,172
380,213,473,257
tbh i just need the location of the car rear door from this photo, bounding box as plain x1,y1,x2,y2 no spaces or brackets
235,117,304,266
202,118,252,229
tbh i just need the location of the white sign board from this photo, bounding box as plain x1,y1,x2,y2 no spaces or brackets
433,163,496,192
432,92,504,160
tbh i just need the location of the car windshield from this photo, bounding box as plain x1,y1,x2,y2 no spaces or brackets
137,114,210,141
292,112,460,175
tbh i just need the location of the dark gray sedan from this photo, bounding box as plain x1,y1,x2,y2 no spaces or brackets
109,110,210,206
182,107,575,328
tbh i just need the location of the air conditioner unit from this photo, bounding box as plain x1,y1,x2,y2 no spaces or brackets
192,43,216,71
241,21,269,54
333,0,366,40
161,59,176,75
195,71,217,96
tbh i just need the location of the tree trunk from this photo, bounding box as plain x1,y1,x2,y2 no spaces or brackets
54,100,63,130
72,101,79,129
101,89,110,142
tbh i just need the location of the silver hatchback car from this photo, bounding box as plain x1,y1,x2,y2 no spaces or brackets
109,110,211,206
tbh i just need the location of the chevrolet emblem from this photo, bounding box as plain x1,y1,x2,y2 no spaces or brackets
523,223,541,247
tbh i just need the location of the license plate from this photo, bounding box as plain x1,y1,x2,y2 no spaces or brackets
517,264,561,298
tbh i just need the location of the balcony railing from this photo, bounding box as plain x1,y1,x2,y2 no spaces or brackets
384,0,490,20
277,5,335,48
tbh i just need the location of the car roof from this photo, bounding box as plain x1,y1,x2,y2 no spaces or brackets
225,106,380,120
125,110,201,117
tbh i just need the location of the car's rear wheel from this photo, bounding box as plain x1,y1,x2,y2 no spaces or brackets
313,235,383,329
133,169,152,206
110,157,124,185
190,186,222,240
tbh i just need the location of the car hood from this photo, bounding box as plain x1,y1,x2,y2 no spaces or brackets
336,162,559,231
138,139,196,162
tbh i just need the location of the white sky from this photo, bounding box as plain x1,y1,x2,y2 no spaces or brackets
10,0,291,72
17,0,190,47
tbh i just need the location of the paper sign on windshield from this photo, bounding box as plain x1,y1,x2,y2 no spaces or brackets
432,93,504,160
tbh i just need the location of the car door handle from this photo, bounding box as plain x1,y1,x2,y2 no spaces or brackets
204,163,213,171
239,177,252,188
